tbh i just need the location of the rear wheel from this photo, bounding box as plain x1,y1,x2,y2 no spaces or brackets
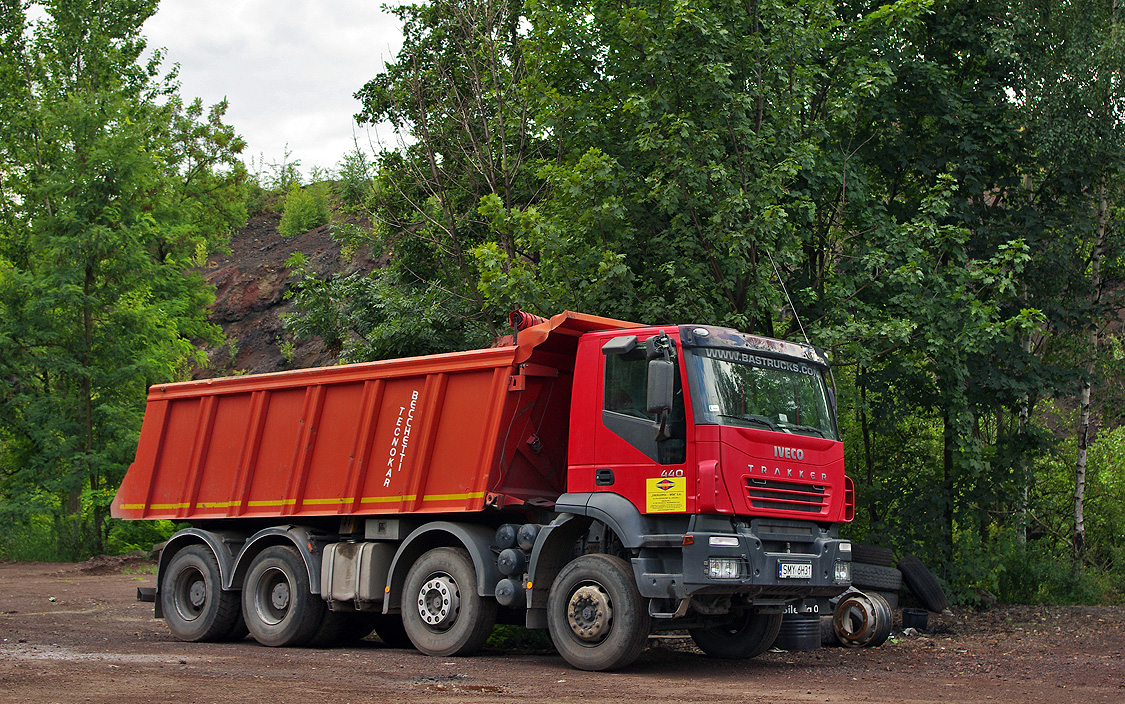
547,554,651,671
689,610,782,659
162,545,241,642
242,545,325,647
372,613,413,648
402,547,496,656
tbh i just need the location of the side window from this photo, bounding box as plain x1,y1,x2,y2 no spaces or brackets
604,352,653,419
602,347,685,465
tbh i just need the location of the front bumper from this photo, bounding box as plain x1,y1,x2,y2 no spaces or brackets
632,517,851,603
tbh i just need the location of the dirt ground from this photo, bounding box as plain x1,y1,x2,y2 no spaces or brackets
1,558,1122,704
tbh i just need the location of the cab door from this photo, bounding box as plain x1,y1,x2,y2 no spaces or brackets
594,334,692,515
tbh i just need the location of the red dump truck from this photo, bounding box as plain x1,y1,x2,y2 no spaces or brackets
113,310,854,670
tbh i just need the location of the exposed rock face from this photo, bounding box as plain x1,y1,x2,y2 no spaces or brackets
194,212,377,378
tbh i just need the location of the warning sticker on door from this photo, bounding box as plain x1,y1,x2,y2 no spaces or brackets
646,477,686,513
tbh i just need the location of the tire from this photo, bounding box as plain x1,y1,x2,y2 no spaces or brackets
898,554,948,613
819,615,839,646
850,562,903,591
851,543,896,567
335,612,379,643
219,610,249,642
689,610,783,659
873,589,899,611
402,547,497,657
161,545,241,642
242,545,326,647
372,613,413,648
547,554,651,671
306,610,349,648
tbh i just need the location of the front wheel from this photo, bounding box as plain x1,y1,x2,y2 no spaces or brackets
689,610,782,659
242,545,325,647
547,554,651,671
161,545,241,642
402,547,497,656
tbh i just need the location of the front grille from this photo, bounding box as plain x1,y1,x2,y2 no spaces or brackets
746,478,826,514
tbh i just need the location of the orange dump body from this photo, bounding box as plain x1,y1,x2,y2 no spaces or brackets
112,312,637,522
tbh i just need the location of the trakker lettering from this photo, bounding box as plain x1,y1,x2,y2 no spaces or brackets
754,464,829,482
774,446,805,460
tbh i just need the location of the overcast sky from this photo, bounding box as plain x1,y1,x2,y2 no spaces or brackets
143,1,404,179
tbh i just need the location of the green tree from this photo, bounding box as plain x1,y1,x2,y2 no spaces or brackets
1013,0,1125,561
278,181,330,237
0,0,246,556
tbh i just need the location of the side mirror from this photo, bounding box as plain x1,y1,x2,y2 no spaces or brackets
646,359,674,414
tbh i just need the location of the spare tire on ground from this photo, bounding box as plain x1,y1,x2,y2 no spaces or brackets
898,554,948,613
851,543,896,567
850,562,903,592
873,589,899,611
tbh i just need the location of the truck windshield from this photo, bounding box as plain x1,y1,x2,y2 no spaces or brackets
687,348,837,440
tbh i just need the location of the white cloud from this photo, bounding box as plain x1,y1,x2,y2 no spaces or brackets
144,0,403,177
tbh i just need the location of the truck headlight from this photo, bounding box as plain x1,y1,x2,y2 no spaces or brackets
835,560,851,582
706,558,742,579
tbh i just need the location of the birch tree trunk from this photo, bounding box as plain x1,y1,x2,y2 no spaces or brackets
1074,174,1109,560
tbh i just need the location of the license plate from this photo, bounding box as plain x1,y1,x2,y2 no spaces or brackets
778,562,813,579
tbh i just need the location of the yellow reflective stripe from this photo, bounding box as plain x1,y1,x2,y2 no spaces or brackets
126,492,486,511
359,495,417,503
421,492,486,502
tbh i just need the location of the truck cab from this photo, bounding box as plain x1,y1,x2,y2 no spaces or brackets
523,322,853,667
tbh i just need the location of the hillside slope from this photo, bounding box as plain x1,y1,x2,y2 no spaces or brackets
194,213,379,378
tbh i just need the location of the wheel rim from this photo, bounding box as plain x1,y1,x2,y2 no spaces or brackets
566,583,613,643
255,566,292,626
416,573,460,630
835,596,876,644
172,566,207,621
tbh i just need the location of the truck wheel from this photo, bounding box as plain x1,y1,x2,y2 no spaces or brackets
220,610,249,642
306,611,349,648
402,547,497,657
546,554,651,671
242,545,325,647
372,614,413,648
161,545,241,642
688,610,782,659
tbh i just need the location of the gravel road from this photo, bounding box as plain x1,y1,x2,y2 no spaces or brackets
1,558,1122,703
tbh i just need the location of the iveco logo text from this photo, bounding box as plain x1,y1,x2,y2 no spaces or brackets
774,446,804,460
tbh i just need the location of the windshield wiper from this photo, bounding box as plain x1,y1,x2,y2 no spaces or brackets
717,414,781,432
778,423,827,438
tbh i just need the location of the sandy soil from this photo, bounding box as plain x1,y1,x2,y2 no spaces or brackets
1,558,1122,704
